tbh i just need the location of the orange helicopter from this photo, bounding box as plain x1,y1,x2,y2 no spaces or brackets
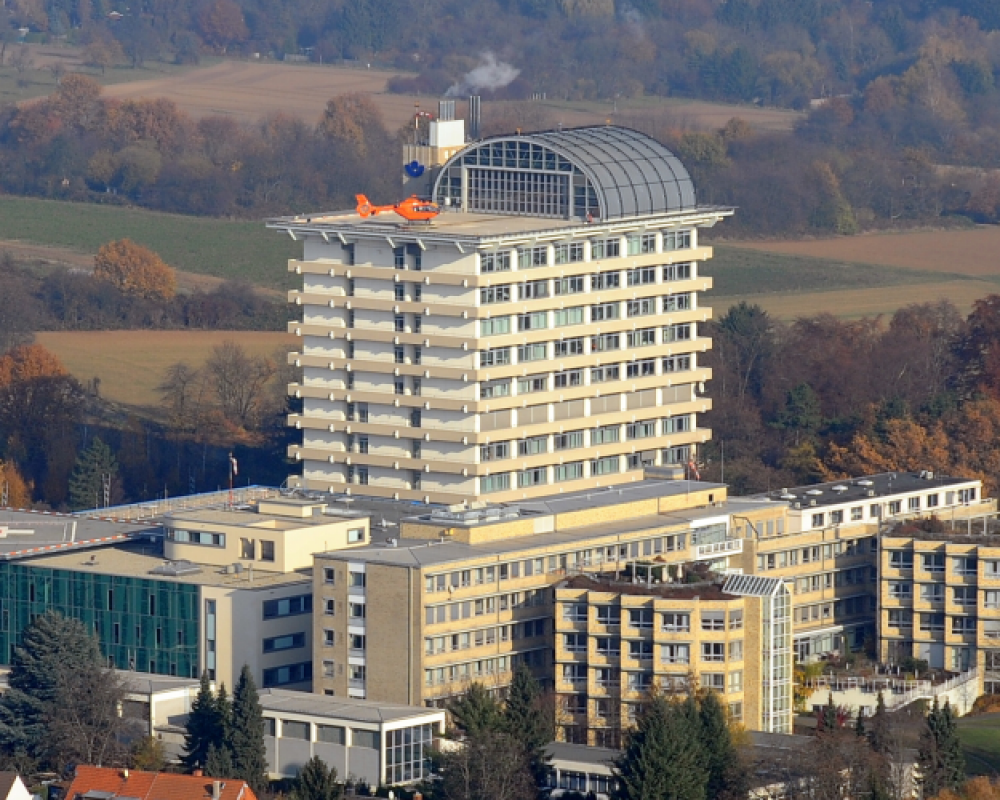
356,194,441,222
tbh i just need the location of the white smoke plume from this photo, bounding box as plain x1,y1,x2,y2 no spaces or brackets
445,52,520,97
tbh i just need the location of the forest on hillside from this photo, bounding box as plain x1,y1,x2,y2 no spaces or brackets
4,1,1000,232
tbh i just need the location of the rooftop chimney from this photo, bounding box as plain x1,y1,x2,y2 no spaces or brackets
192,769,203,777
468,95,481,140
212,780,222,800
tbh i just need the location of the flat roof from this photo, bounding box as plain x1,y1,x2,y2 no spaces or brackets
545,741,618,769
561,574,735,601
508,479,728,517
18,541,311,589
753,472,976,510
0,509,154,561
164,507,364,531
318,496,777,569
267,205,731,245
257,688,443,726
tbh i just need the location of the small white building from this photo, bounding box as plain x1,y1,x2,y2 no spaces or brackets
0,774,31,800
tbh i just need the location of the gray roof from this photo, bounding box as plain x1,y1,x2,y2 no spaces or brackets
528,127,697,218
319,495,779,569
723,574,786,597
752,471,975,510
545,741,618,770
0,510,154,561
258,688,442,726
435,126,697,220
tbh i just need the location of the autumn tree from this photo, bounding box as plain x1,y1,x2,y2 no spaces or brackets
0,459,33,508
197,0,249,50
94,239,176,301
317,94,386,156
50,73,103,132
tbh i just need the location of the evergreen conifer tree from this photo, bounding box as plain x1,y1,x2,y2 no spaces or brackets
613,694,708,800
0,610,118,767
868,691,890,755
820,692,838,733
205,741,234,778
449,682,503,736
231,665,268,795
292,755,341,800
68,437,119,510
854,708,866,737
918,698,963,797
503,665,553,783
699,691,747,800
183,672,226,771
939,701,966,790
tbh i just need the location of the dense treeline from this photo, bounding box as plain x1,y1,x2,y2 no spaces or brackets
5,2,1000,233
7,0,1000,109
702,297,1000,495
0,341,293,509
0,76,398,217
0,251,287,341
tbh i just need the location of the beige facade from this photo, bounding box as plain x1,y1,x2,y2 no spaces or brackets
880,531,1000,695
273,126,734,506
552,574,793,745
310,478,780,715
164,498,370,571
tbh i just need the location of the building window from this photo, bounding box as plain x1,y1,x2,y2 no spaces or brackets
518,279,549,299
480,347,511,367
662,293,693,312
386,724,434,784
263,632,306,653
591,456,620,476
262,662,312,687
661,643,690,664
701,611,725,631
481,251,511,273
591,364,620,383
555,337,585,357
324,567,335,584
663,612,690,632
628,359,657,379
324,599,335,616
554,369,583,388
702,673,725,691
627,328,657,348
554,307,585,327
555,276,585,295
591,270,620,290
352,729,379,749
318,724,346,744
519,247,549,269
480,474,510,493
517,343,547,362
564,634,587,652
260,540,275,562
480,286,512,304
591,238,621,260
922,553,945,572
662,230,692,251
701,643,725,662
263,595,312,619
518,468,547,488
554,242,584,264
626,265,657,286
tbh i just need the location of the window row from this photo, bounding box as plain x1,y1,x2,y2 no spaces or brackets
478,265,694,305
757,538,875,572
808,489,977,529
480,358,693,397
561,605,742,632
424,589,548,625
886,612,1000,636
423,648,548,686
888,552,992,576
477,234,692,273
887,585,1000,607
479,296,695,338
424,619,547,654
423,536,698,594
478,326,695,367
479,446,693,493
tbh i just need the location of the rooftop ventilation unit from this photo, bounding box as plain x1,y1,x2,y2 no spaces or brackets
780,493,796,500
832,485,849,493
805,489,823,496
150,560,202,577
857,479,874,487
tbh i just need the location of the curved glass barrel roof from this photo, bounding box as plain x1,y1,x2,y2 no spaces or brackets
431,126,696,221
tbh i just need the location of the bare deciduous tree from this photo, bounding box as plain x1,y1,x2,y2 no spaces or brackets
205,341,276,428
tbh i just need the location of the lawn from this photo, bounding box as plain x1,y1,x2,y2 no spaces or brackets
702,245,992,320
957,712,1000,776
0,196,299,290
36,330,296,408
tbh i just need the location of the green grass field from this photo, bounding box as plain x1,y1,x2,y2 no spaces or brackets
0,196,299,290
703,245,973,298
957,713,1000,776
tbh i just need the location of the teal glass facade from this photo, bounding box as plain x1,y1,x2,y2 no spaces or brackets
0,562,201,677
